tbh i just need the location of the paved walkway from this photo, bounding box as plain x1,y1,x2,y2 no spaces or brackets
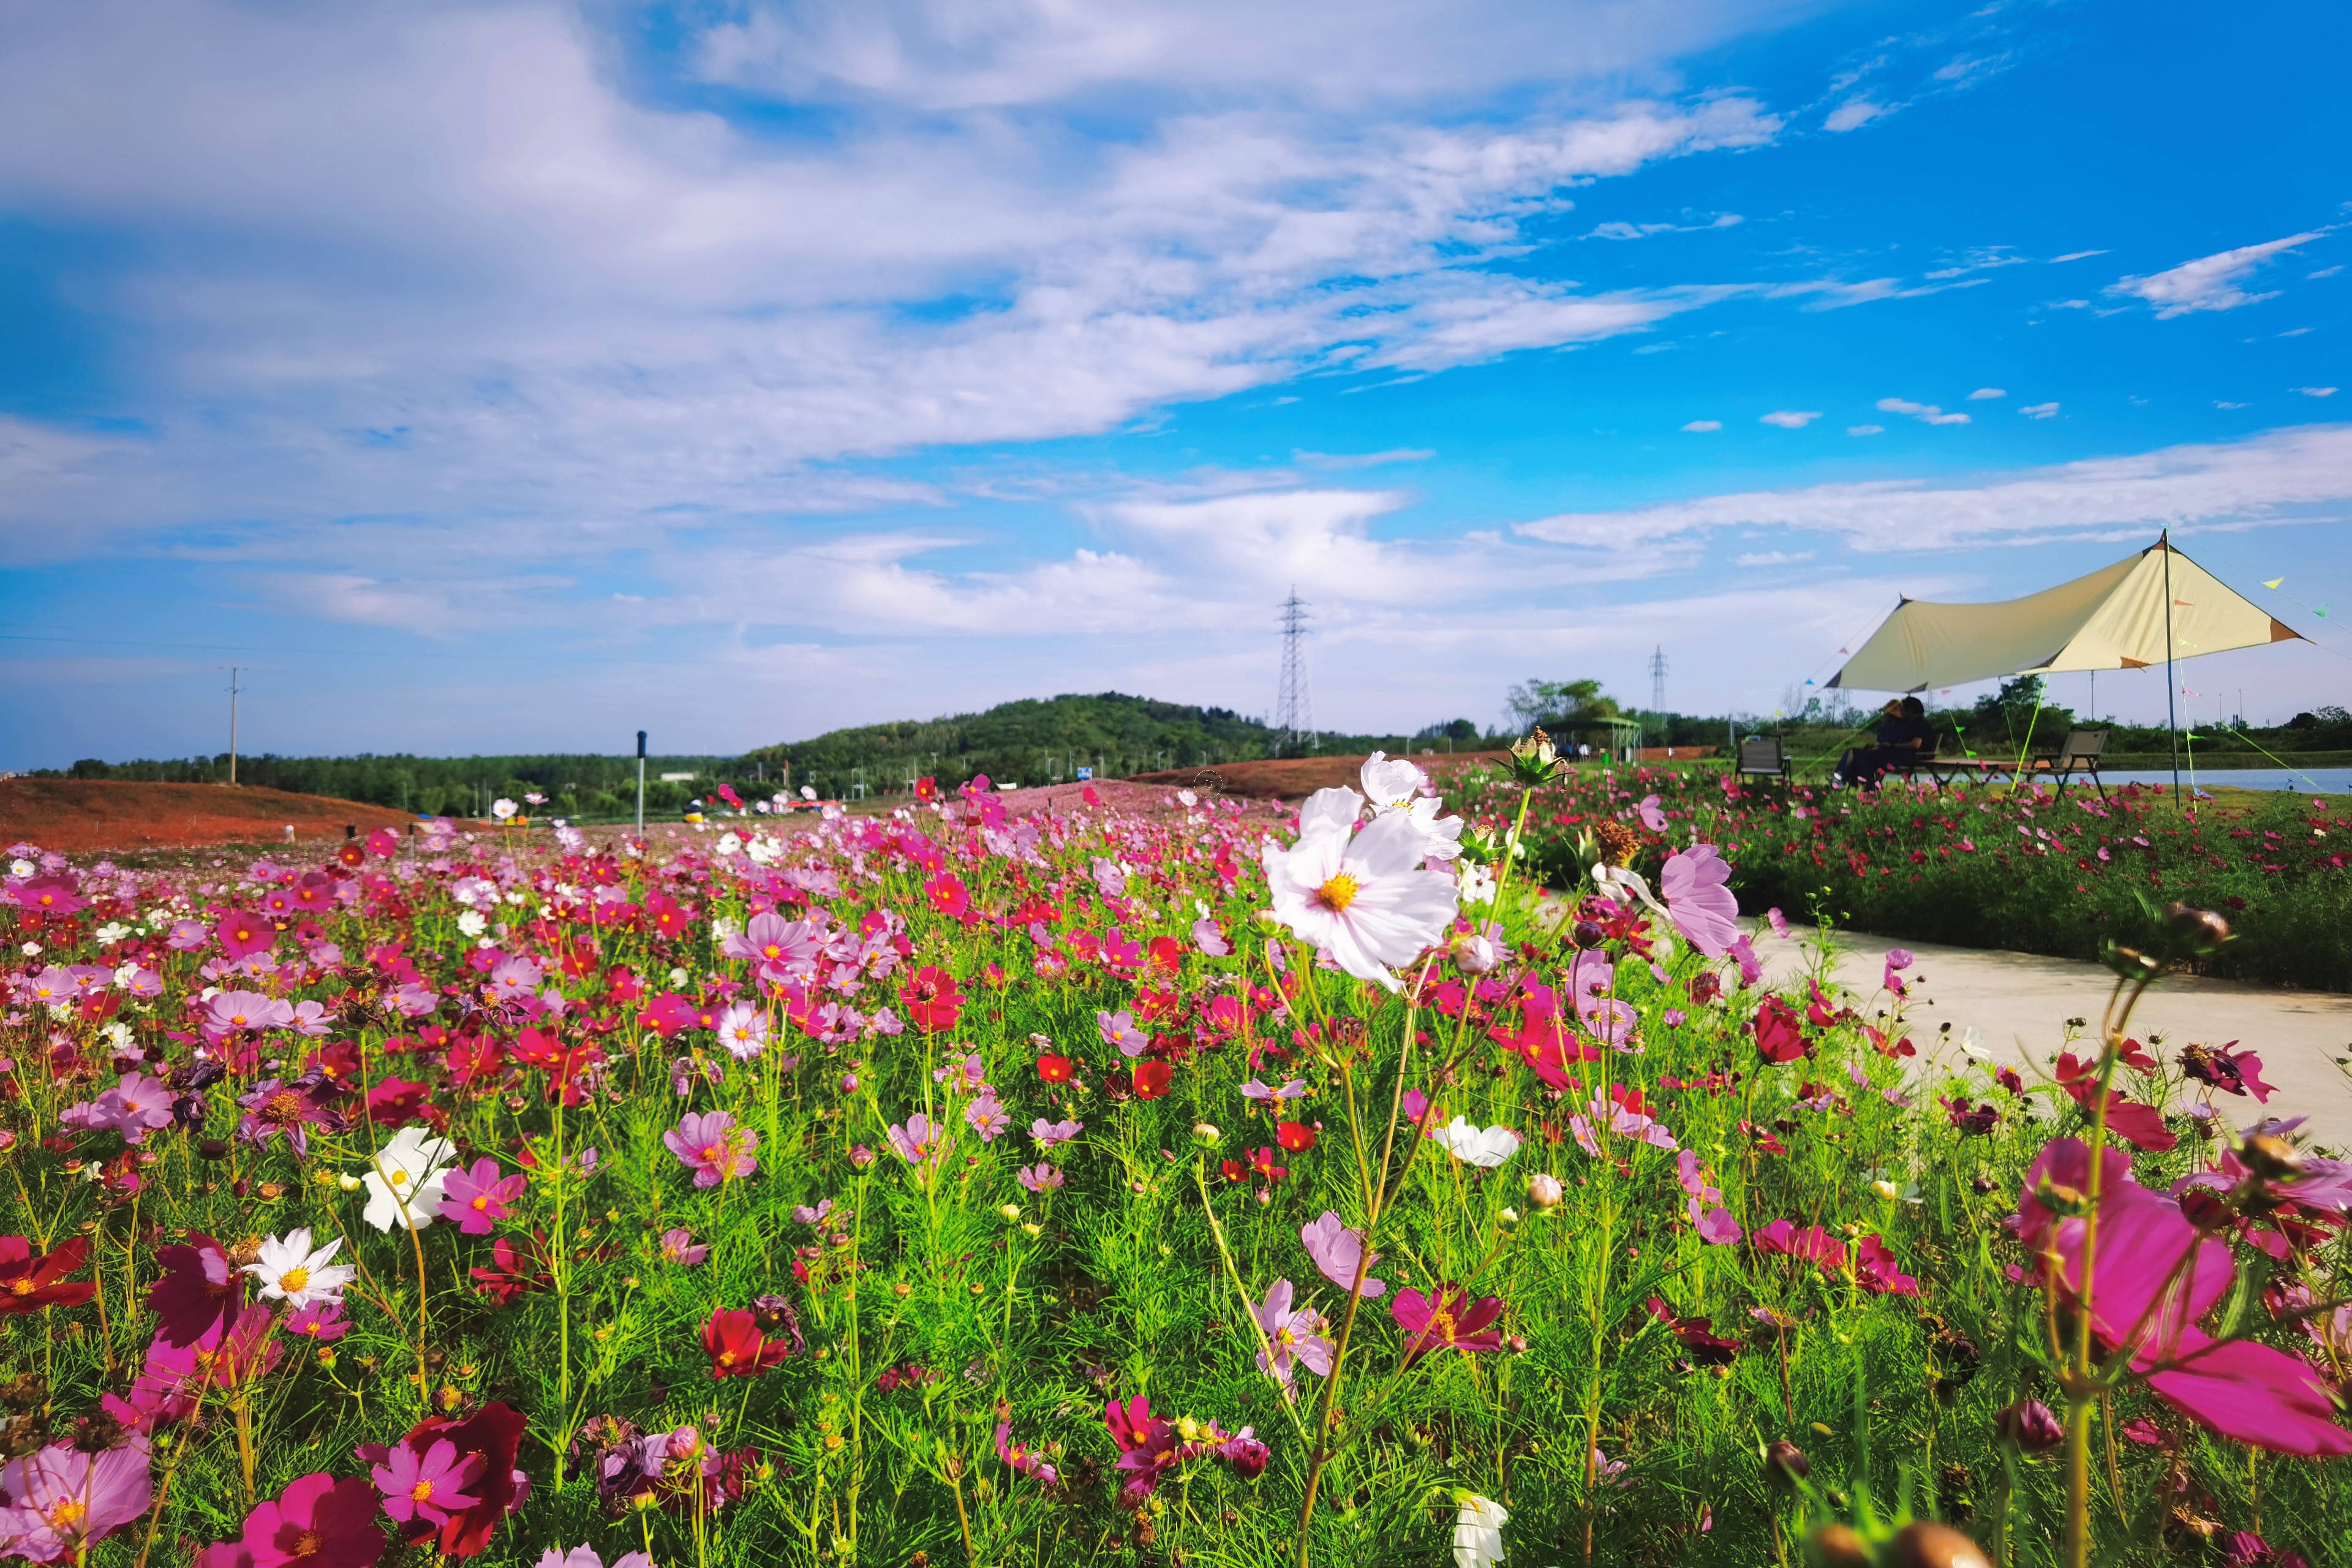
1758,926,2352,1152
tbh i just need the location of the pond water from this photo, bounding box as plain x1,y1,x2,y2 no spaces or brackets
2098,767,2352,795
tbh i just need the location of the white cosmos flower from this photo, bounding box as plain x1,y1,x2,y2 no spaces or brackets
1360,752,1464,861
1431,1117,1521,1169
455,910,488,938
1263,788,1459,993
359,1126,458,1232
243,1227,356,1308
491,797,518,820
1453,1493,1510,1567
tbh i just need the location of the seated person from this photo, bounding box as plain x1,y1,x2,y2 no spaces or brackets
1834,697,1933,788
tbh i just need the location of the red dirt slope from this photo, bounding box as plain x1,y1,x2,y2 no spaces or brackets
1,780,415,854
1126,752,1512,801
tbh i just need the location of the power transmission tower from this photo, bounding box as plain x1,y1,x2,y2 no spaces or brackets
226,667,242,786
1274,588,1315,755
1649,645,1668,714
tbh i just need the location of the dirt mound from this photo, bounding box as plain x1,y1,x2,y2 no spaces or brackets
2,779,417,854
1126,752,1512,801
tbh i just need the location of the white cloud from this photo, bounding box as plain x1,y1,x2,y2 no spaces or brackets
2048,250,2108,264
1760,410,1822,428
2108,232,2328,318
1734,550,1814,567
1681,420,1722,432
2293,386,2339,398
1824,99,1887,132
2049,299,2090,309
1515,424,2352,554
1966,386,2005,399
1847,424,1884,435
2215,401,2248,409
2310,265,2343,280
1585,213,1744,240
1876,397,1971,426
2018,402,2059,418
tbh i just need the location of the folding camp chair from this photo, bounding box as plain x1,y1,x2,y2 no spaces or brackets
2028,729,2109,801
1736,737,1793,786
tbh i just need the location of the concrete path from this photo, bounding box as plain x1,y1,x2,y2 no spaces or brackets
1757,926,2352,1153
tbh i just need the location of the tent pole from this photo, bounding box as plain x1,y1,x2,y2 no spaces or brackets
2163,532,2180,806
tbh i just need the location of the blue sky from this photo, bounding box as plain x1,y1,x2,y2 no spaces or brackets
3,0,2348,769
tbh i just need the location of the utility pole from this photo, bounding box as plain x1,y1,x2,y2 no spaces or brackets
635,731,647,837
1274,587,1315,756
1648,645,1668,744
226,667,241,786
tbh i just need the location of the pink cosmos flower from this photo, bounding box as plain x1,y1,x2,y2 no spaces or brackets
437,1159,525,1236
1017,1163,1063,1193
205,990,295,1035
0,1442,154,1561
712,1003,769,1061
1853,1234,1920,1296
1300,1211,1385,1298
1242,1078,1309,1103
1030,1118,1081,1148
963,1093,1011,1142
1659,845,1738,959
1637,794,1667,831
995,1421,1059,1487
91,1071,175,1144
1191,918,1231,957
1096,1009,1150,1057
486,956,543,1005
535,1550,654,1568
1252,1278,1333,1384
887,1114,945,1167
663,1112,758,1188
372,1438,485,1527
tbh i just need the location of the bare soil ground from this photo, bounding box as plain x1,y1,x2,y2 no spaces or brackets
1,779,418,857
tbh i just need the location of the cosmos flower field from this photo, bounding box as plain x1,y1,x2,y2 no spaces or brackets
2,747,2348,1567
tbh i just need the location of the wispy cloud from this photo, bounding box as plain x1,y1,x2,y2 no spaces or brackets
1681,420,1722,432
2109,232,2330,317
1877,397,1971,426
1760,410,1823,428
1966,387,2005,399
2018,402,2059,419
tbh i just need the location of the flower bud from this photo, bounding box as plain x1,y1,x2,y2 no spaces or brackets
1805,1524,1871,1568
1192,1122,1222,1148
1871,1179,1900,1202
1496,1207,1520,1233
1526,1172,1563,1210
849,1144,876,1169
1994,1396,2062,1452
1763,1440,1810,1492
200,1138,232,1161
1880,1521,1991,1568
998,1204,1022,1221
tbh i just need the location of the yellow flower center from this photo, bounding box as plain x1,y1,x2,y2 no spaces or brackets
701,1145,724,1163
1428,1308,1457,1341
409,1480,435,1504
292,1529,324,1556
9,1280,33,1296
279,1265,311,1293
1315,873,1360,913
47,1499,86,1529
388,1168,410,1188
471,1196,491,1212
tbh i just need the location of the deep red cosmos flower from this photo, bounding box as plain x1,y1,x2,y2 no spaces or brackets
0,1236,96,1315
1036,1054,1074,1084
1276,1121,1316,1153
1132,1060,1173,1099
702,1308,795,1379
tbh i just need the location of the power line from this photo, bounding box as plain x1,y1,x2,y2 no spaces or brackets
1274,588,1314,756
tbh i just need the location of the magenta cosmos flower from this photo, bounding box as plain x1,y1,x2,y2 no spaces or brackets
437,1158,526,1236
663,1111,757,1188
219,1471,386,1568
1389,1285,1505,1364
2018,1138,2352,1457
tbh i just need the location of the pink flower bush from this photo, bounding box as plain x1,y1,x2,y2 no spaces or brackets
664,1111,757,1187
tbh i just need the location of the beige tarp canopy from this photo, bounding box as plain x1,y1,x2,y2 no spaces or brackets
1825,538,2302,693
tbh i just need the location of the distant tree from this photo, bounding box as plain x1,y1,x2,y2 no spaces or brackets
1503,679,1618,731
